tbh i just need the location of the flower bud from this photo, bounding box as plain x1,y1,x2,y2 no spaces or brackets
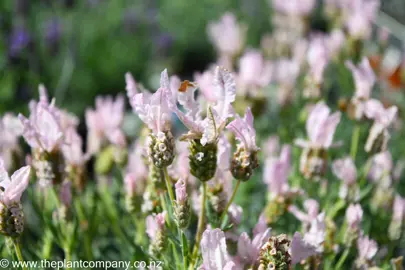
149,165,165,190
231,146,259,181
147,212,167,257
189,139,217,182
259,234,291,270
147,131,175,168
0,202,24,238
33,149,64,185
174,179,190,229
365,124,389,155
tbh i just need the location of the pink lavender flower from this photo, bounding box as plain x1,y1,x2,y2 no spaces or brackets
289,232,318,265
368,151,393,185
346,204,363,230
125,141,148,196
333,157,357,185
295,101,341,149
264,145,292,197
392,195,405,223
236,219,271,266
227,107,259,153
19,87,63,153
194,69,217,103
272,0,316,16
59,180,72,207
0,114,23,169
146,212,166,240
345,0,380,39
262,136,280,157
346,58,375,100
62,127,88,166
200,228,235,270
238,50,273,94
0,159,31,206
364,100,397,154
307,35,330,84
326,29,345,58
289,199,320,229
175,178,187,204
357,234,378,261
170,67,236,145
207,12,245,57
85,95,126,154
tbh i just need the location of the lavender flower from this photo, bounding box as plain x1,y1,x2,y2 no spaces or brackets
356,234,378,268
346,204,363,230
85,95,126,154
207,12,245,57
295,101,341,178
0,159,31,237
289,232,318,265
389,195,405,240
345,0,380,39
146,212,167,255
332,157,359,200
0,114,23,170
264,145,291,197
19,87,63,153
289,199,319,229
272,0,316,16
200,228,235,270
364,99,397,154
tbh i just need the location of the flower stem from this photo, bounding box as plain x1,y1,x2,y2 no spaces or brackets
335,248,350,269
189,182,207,270
163,167,176,208
13,238,27,270
220,179,241,224
350,125,361,160
64,248,72,270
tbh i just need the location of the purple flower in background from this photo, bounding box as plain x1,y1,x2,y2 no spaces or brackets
302,212,326,252
175,178,187,204
45,18,62,46
289,232,318,265
392,195,405,223
264,145,292,196
0,114,23,170
307,35,330,84
0,159,31,206
346,204,363,230
295,101,341,149
9,26,30,57
368,151,393,186
62,127,88,166
59,180,72,207
125,141,148,196
333,157,357,185
200,228,235,270
345,0,380,39
346,58,375,100
207,12,245,57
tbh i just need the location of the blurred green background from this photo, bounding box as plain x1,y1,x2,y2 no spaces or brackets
0,0,272,117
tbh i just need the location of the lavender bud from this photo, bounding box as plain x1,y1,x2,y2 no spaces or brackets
231,146,259,181
259,234,291,270
189,139,217,182
147,131,175,169
0,202,24,238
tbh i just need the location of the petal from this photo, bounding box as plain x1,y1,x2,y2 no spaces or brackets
290,232,317,265
4,166,31,204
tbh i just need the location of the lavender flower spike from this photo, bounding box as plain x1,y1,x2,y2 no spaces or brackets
346,204,363,231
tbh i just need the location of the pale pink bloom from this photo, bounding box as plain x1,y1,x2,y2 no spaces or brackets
302,212,326,252
368,151,393,186
332,157,357,185
289,199,319,228
125,72,142,110
264,145,291,196
307,35,330,83
175,178,187,204
357,234,378,261
85,95,126,154
228,204,243,225
128,69,173,135
346,0,380,39
59,180,72,207
0,114,23,170
346,58,375,99
237,227,272,266
62,127,88,166
272,0,316,16
217,135,231,171
392,195,405,223
274,59,300,87
227,107,258,153
346,204,363,230
0,159,31,206
289,232,318,265
169,141,191,182
170,67,236,145
295,101,341,149
364,99,397,126
207,12,245,56
146,212,166,240
19,96,63,153
238,50,273,91
292,39,309,66
200,228,235,270
253,214,268,236
125,141,148,195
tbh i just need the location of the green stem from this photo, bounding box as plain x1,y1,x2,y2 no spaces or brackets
189,183,207,270
359,159,372,188
335,248,350,269
64,248,72,270
180,231,188,270
350,125,361,160
163,167,176,208
220,179,241,224
13,238,27,270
